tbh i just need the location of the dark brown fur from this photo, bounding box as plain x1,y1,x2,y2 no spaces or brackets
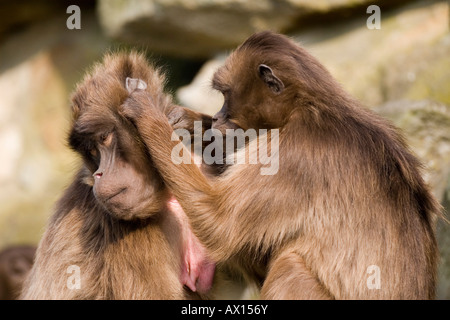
20,52,215,299
121,32,441,299
0,246,36,300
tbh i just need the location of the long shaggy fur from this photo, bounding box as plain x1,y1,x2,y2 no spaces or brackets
121,32,442,299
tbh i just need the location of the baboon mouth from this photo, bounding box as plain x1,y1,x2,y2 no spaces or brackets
106,188,127,201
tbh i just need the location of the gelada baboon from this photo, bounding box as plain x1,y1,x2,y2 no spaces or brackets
0,245,36,300
120,31,442,299
20,52,216,299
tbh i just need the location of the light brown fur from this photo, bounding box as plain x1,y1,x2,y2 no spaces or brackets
21,52,215,300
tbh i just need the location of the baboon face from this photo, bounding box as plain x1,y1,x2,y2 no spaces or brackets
211,32,340,133
211,52,288,133
68,53,168,220
69,106,166,220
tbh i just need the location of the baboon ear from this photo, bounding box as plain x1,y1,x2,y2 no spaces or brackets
126,77,147,93
258,64,284,94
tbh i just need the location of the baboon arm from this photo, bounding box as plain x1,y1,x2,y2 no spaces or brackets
261,250,333,300
123,94,222,259
167,105,212,134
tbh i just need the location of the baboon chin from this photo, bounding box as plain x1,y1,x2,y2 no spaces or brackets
21,51,217,300
120,32,442,299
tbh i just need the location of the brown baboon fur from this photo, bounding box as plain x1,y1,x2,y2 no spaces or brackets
120,32,442,299
20,52,215,299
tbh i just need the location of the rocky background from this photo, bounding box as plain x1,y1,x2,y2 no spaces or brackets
0,0,448,299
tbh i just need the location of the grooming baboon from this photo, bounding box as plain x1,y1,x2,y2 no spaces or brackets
120,31,441,299
20,52,216,299
0,245,36,300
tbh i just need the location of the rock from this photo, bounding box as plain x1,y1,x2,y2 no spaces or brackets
0,0,94,41
400,35,450,105
97,0,399,59
176,55,226,115
293,0,449,107
0,12,110,247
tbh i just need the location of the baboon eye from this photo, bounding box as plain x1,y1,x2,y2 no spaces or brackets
89,148,98,158
100,132,113,147
100,132,108,142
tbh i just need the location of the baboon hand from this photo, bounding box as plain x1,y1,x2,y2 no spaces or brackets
119,90,159,124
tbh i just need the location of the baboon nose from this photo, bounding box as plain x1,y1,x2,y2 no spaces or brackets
93,171,103,179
